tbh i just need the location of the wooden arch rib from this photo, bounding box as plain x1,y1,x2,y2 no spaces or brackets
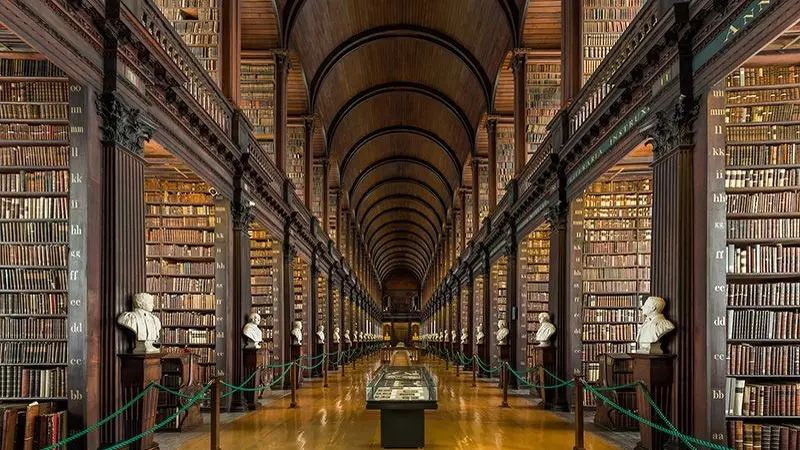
363,207,439,245
359,195,443,230
305,25,492,109
372,230,433,257
355,179,447,223
367,221,435,255
348,159,453,208
376,246,427,272
378,255,426,279
373,238,430,264
380,261,424,283
339,126,461,178
326,83,474,153
364,209,438,247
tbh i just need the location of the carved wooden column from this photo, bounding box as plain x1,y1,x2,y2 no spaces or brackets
561,0,582,105
334,190,341,250
479,246,492,371
308,248,319,375
486,117,498,211
323,160,330,234
460,190,467,249
547,198,571,411
96,92,154,447
220,0,240,103
303,116,314,211
282,228,296,384
504,222,520,388
228,194,253,411
471,160,480,234
511,50,528,174
274,50,289,173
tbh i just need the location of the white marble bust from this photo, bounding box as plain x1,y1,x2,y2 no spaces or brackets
316,324,326,344
636,296,675,355
460,327,468,345
344,329,352,344
476,325,485,344
451,329,456,343
333,326,341,344
536,312,556,347
291,320,303,345
117,293,162,354
495,319,509,346
243,312,263,349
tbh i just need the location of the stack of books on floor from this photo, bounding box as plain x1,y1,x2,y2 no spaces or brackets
1,402,66,449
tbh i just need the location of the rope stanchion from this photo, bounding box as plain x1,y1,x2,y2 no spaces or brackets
290,361,298,408
210,377,221,450
501,362,509,408
574,372,585,450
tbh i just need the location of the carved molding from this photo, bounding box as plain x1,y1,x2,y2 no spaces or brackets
652,94,700,155
546,201,569,229
232,201,254,230
96,93,155,156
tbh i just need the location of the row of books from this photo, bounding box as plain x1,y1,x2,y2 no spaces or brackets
0,366,66,398
727,421,800,450
585,192,651,206
726,169,800,188
584,240,648,254
584,254,650,267
726,88,800,106
726,144,800,166
146,277,215,293
145,216,216,228
728,343,800,376
583,267,649,280
0,293,66,315
146,204,216,217
160,312,215,326
161,329,215,345
727,282,800,306
726,309,800,340
171,20,218,33
0,170,68,193
0,59,65,77
0,403,67,450
584,294,641,308
582,342,637,362
0,341,66,364
581,323,636,341
727,66,800,88
583,280,649,292
144,192,213,204
727,192,800,214
726,377,800,416
583,219,651,230
157,293,215,310
146,261,214,276
0,268,66,290
0,244,66,266
0,318,65,339
583,8,640,21
0,104,68,121
0,222,67,242
0,197,68,219
585,179,651,193
146,244,214,258
0,146,68,167
584,229,651,242
0,81,67,103
582,308,642,322
728,105,800,123
728,219,800,240
161,345,214,363
726,125,800,143
726,244,800,274
0,124,68,141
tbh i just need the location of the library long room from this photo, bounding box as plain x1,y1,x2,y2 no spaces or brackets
2,0,800,449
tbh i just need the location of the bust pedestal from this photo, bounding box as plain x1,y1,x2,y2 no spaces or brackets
313,343,325,378
289,344,304,389
631,353,676,450
461,341,473,369
498,344,510,388
477,343,486,377
534,346,557,409
243,348,266,410
119,353,163,450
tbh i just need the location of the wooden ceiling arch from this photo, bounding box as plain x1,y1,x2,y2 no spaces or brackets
367,221,436,256
363,207,440,245
359,195,444,230
375,246,427,272
372,232,433,259
350,173,451,221
346,157,455,205
354,179,448,222
364,210,439,248
380,262,424,285
378,256,426,281
373,238,430,264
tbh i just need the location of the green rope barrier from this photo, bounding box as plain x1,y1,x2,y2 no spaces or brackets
507,364,574,390
219,365,293,392
297,355,328,370
42,383,157,450
102,383,212,450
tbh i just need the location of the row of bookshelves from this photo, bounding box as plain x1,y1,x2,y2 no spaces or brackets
0,317,65,339
0,366,66,399
526,63,560,161
0,341,66,364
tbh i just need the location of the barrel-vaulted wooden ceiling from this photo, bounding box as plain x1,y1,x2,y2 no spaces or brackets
242,0,560,284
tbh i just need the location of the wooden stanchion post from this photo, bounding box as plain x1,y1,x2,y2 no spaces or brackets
472,358,477,387
502,362,509,408
290,363,298,408
573,372,585,450
211,376,221,450
456,351,460,377
323,354,328,388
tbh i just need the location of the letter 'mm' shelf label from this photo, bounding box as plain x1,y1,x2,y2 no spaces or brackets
67,82,89,440
706,83,728,445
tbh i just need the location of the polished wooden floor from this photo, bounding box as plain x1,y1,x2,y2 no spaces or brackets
173,355,622,450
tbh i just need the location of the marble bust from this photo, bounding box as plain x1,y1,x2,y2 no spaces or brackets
243,312,263,349
291,320,303,345
333,327,341,344
344,329,352,345
117,292,162,354
451,330,456,343
636,296,675,355
316,324,325,344
460,327,468,345
476,325,485,344
536,312,556,347
495,320,509,346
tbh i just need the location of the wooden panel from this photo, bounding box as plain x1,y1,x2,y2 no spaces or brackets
349,163,452,213
522,0,562,50
356,182,446,227
494,52,514,114
328,91,471,164
288,53,309,115
242,0,280,50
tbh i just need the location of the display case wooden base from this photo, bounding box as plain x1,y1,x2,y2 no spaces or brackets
120,353,163,450
244,348,267,410
533,346,556,409
631,353,676,450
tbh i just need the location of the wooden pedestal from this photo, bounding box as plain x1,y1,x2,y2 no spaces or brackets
329,343,340,369
534,346,557,409
631,353,676,450
499,344,510,388
477,343,486,377
290,344,304,389
313,343,325,377
243,348,266,410
119,353,163,450
462,342,473,369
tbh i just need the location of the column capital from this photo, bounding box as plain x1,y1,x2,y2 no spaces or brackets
231,201,254,230
485,115,499,132
510,50,527,74
273,48,290,65
652,94,699,157
96,92,155,156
